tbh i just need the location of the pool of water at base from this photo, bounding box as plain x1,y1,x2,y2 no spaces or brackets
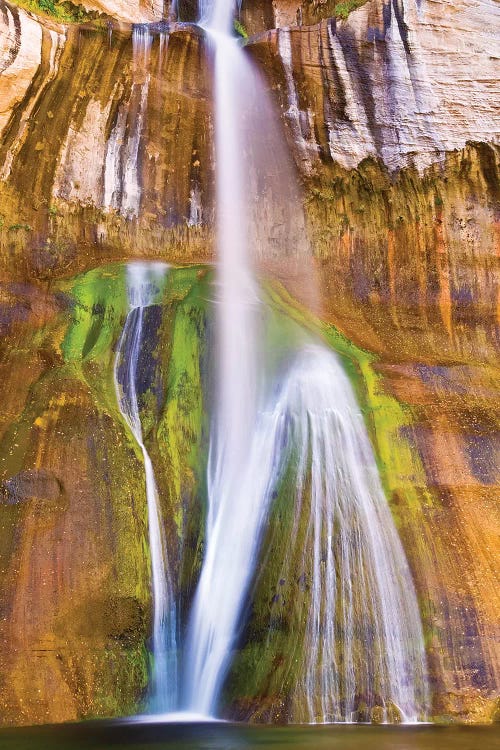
0,722,498,750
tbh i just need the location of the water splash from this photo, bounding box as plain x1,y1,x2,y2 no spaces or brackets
114,262,178,713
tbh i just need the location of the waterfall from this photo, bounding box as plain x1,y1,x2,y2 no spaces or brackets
275,346,429,723
178,0,428,723
114,262,178,713
181,0,263,716
117,0,429,723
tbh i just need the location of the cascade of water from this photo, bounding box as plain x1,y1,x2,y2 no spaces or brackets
181,0,262,716
114,262,177,713
183,322,429,721
118,0,428,723
274,345,429,723
178,0,428,722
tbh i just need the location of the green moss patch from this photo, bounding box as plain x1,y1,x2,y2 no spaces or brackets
10,0,96,23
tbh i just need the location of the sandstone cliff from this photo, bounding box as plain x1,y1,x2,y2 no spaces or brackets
0,0,498,726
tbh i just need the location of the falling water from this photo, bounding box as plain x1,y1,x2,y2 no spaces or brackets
274,345,429,722
178,0,428,723
118,0,429,723
114,262,177,713
181,0,263,716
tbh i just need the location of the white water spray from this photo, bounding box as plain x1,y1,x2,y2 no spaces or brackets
114,262,177,713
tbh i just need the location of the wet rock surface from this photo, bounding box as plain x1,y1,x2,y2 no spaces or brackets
1,468,64,506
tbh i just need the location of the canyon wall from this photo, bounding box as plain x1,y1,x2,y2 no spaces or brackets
0,0,498,726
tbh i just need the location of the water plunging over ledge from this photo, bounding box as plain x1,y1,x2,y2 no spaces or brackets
181,2,263,716
179,0,428,722
114,0,429,724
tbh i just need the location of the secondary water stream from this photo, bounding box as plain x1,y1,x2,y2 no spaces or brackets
114,262,178,713
273,346,428,722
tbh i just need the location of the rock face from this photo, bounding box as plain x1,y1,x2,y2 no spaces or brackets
0,3,214,276
68,0,166,23
0,3,66,138
0,0,498,256
0,309,152,724
0,0,498,727
252,0,500,173
1,469,65,506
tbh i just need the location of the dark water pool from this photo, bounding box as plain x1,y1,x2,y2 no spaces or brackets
0,722,498,750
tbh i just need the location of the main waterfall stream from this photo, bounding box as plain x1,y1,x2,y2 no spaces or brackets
181,2,264,717
113,0,429,725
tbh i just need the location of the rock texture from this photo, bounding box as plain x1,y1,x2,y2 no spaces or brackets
0,3,65,137
0,3,214,278
0,0,498,244
75,0,166,23
252,0,500,173
0,0,499,728
0,279,152,724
